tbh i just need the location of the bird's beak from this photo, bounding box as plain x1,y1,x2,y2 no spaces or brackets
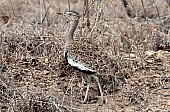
56,12,63,16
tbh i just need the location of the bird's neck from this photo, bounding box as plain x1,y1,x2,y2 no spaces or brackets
65,20,79,41
64,20,79,57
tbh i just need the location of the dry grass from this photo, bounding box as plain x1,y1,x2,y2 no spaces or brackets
0,0,170,111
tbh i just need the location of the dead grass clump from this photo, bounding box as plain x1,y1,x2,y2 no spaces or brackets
0,0,170,111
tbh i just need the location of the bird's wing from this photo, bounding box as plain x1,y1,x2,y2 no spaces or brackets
66,53,96,73
65,41,116,75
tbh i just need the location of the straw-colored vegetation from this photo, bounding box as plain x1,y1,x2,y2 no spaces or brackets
0,0,170,111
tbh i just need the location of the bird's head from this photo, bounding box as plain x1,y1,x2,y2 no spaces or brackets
64,11,80,21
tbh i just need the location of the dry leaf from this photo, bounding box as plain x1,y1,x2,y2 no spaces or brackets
0,16,9,28
1,16,9,24
42,70,50,75
146,50,156,56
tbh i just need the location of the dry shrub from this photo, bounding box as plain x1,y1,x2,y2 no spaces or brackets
0,0,170,111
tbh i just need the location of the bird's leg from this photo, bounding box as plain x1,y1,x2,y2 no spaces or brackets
83,75,92,103
92,74,104,102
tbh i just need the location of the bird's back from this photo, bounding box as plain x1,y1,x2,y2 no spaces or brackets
65,40,117,75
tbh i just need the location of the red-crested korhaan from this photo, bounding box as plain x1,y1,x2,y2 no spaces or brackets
62,11,116,103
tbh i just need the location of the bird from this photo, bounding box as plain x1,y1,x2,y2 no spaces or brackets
61,11,117,103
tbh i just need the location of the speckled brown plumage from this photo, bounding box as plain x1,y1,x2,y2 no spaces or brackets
66,40,117,75
157,37,170,51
